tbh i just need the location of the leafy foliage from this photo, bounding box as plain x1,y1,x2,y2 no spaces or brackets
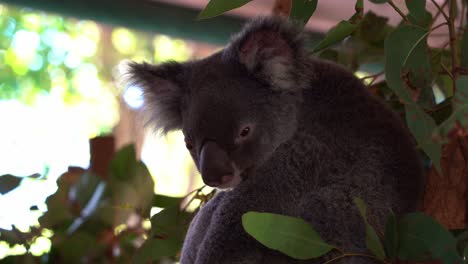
0,144,200,263
353,197,386,260
312,21,356,53
243,200,463,263
197,0,252,19
242,212,333,259
3,0,468,262
0,173,40,194
290,0,318,27
397,212,461,263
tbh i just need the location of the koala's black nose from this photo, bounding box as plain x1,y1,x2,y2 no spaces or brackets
199,141,233,187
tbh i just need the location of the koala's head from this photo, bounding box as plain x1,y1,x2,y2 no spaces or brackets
122,17,310,189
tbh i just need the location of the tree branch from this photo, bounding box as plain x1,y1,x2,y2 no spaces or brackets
387,0,410,23
430,0,450,22
448,0,460,93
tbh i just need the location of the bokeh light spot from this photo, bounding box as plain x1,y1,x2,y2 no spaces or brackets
112,28,137,55
123,85,144,109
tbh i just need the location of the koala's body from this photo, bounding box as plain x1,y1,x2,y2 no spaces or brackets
125,17,424,263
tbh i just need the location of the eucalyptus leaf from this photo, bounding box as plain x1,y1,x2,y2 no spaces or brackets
0,174,22,194
150,206,190,240
385,25,442,171
436,76,468,139
57,232,98,261
398,212,462,264
405,103,442,172
290,0,318,27
133,236,182,263
369,0,387,3
384,211,398,260
242,212,333,260
356,12,390,45
349,0,364,24
313,21,356,53
109,144,137,181
197,0,251,20
353,197,386,260
0,173,40,194
385,25,427,103
132,162,155,217
405,0,432,27
153,194,184,208
0,226,30,246
402,25,434,109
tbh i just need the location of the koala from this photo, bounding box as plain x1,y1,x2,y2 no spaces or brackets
123,17,424,263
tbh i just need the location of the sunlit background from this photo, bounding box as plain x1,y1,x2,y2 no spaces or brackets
0,3,217,258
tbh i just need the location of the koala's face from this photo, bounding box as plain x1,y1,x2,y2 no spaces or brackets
180,58,298,188
124,17,307,188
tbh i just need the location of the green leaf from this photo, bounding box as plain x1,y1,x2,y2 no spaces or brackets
385,25,441,171
353,198,386,260
197,0,251,20
436,76,468,139
1,254,37,264
242,212,333,260
150,206,190,240
402,25,435,109
0,173,40,195
355,0,364,13
0,175,22,194
356,12,391,45
349,0,364,24
405,103,442,172
0,226,32,246
153,194,184,208
57,232,98,261
313,21,357,53
290,0,318,27
405,0,432,27
385,25,427,103
109,144,138,181
369,0,387,3
398,212,462,264
105,161,154,225
133,236,181,263
73,172,101,208
384,211,399,260
461,26,468,68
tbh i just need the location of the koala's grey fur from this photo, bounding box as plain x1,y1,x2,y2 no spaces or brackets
123,17,424,263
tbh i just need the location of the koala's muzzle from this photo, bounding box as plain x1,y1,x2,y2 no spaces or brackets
199,141,233,187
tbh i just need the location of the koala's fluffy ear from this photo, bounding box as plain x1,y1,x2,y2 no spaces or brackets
225,17,311,91
120,61,187,134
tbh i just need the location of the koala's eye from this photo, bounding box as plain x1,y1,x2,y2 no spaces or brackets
185,142,194,151
239,127,251,137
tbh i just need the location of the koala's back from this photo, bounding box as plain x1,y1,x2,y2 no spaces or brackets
181,59,424,264
301,59,424,213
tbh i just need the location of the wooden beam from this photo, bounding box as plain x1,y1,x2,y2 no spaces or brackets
1,0,246,45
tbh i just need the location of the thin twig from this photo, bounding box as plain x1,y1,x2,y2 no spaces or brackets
360,71,384,81
432,22,449,32
321,253,386,264
387,0,410,23
448,0,460,93
441,61,455,79
460,0,467,32
456,67,468,75
430,0,450,22
182,185,207,212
